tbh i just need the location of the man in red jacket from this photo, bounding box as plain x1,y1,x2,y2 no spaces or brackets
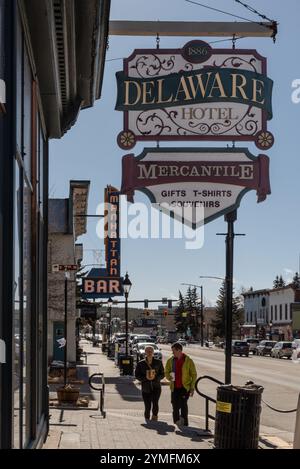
165,342,197,427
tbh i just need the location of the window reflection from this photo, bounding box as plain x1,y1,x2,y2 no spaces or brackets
23,180,31,447
13,160,21,448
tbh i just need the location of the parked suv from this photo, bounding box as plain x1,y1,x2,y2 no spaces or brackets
231,340,250,357
271,341,293,359
256,340,277,356
245,338,260,355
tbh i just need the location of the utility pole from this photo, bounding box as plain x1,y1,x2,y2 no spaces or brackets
63,273,69,387
200,285,204,347
216,212,245,384
224,211,236,385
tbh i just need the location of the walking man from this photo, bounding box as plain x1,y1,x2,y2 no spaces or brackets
165,342,197,427
135,345,164,422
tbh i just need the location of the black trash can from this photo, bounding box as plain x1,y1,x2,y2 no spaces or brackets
214,382,264,449
101,342,108,354
119,355,134,375
107,342,115,359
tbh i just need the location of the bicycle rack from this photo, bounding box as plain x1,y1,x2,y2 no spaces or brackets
89,372,106,418
195,375,224,433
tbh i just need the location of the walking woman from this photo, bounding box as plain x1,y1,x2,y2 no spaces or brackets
135,345,164,422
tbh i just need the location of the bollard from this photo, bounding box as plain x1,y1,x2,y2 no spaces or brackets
293,393,300,449
89,373,106,418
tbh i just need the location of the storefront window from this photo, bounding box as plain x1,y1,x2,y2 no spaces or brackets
23,180,31,447
13,159,22,448
23,52,32,179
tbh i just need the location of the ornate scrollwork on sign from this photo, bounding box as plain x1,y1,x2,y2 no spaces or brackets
212,56,258,72
136,111,172,136
236,109,259,136
130,55,176,78
134,107,259,138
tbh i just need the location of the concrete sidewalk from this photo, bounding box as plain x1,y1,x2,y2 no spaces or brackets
43,340,293,450
44,340,213,449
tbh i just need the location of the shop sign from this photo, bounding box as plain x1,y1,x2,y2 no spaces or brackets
52,264,78,272
81,268,123,299
116,41,274,150
82,277,123,298
121,147,270,229
104,186,121,277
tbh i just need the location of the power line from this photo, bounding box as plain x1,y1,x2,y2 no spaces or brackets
184,0,260,23
106,57,125,62
209,36,245,45
234,0,278,42
105,36,247,65
234,0,274,22
184,0,277,42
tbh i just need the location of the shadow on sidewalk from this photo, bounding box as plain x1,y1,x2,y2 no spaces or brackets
105,376,143,402
174,426,213,443
141,421,176,435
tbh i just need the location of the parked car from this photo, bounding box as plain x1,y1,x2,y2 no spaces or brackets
271,341,293,359
230,340,250,357
156,336,168,344
292,338,300,349
134,342,163,362
245,338,260,355
132,335,153,347
215,341,225,349
205,340,214,347
177,338,187,347
149,335,158,343
256,340,277,356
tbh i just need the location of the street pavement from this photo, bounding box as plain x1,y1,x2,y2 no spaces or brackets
43,340,295,450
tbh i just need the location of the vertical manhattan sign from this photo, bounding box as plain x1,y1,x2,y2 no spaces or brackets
82,186,123,298
104,186,121,278
115,41,274,150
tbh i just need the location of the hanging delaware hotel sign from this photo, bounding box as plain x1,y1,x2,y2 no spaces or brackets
115,41,274,150
121,147,271,229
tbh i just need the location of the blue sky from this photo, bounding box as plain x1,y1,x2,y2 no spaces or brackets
50,0,300,306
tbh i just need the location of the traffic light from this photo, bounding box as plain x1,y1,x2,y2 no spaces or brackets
145,310,150,316
163,309,168,317
144,299,149,309
168,300,172,309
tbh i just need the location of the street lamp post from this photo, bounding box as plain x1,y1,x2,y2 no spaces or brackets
63,272,70,387
199,275,233,384
107,297,113,343
123,273,132,357
181,283,204,346
106,297,113,357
